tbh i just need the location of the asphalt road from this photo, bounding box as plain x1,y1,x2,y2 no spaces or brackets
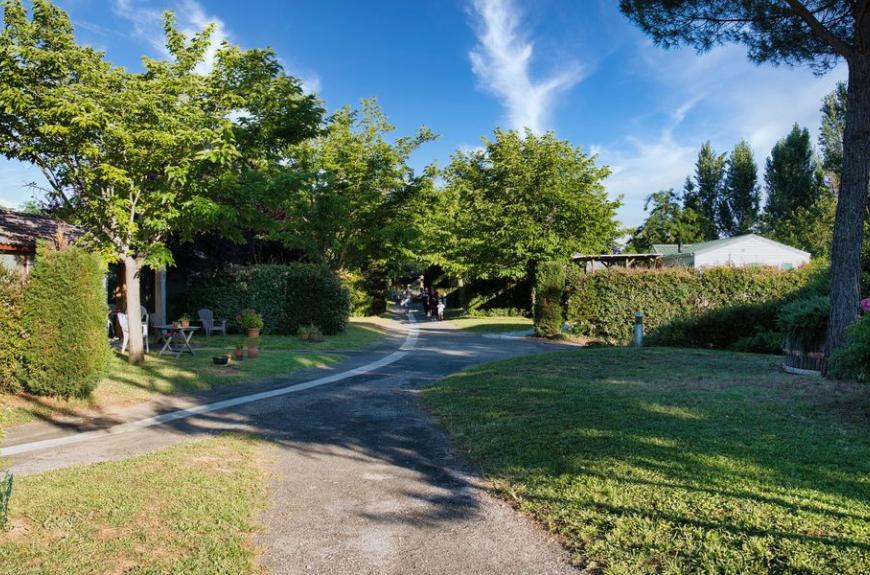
3,310,581,574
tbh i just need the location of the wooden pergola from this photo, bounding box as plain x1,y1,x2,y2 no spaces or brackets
571,253,662,272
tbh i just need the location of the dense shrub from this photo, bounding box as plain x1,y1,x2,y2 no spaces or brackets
828,316,869,381
730,330,783,354
342,271,374,316
0,267,24,393
186,264,350,335
566,265,817,344
20,244,109,398
778,296,829,352
445,277,531,315
534,262,565,338
650,300,781,351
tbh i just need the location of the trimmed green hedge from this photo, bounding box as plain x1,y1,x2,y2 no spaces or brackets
20,244,109,398
186,264,350,335
534,262,565,338
565,265,818,345
0,267,24,393
445,277,531,316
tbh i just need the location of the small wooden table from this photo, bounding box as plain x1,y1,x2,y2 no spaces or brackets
156,325,199,358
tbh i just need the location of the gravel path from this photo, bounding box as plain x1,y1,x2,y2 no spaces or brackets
4,310,580,574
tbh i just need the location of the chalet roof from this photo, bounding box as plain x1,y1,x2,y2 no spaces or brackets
652,234,809,258
0,208,81,252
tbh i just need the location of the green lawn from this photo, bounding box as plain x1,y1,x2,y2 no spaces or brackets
0,435,266,574
2,348,341,428
197,322,385,352
449,316,533,333
422,347,870,575
1,322,387,427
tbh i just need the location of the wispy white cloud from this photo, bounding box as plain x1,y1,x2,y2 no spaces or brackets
113,0,227,73
468,0,583,133
599,43,846,226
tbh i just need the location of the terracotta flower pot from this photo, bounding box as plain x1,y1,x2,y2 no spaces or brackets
233,350,244,361
247,328,261,338
180,320,190,328
247,346,259,359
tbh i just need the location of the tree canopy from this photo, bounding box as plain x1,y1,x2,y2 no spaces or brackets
0,0,322,362
271,99,437,274
444,129,621,281
628,189,704,253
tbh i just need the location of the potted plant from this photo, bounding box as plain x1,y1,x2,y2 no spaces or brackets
237,308,264,338
247,337,259,359
178,314,190,329
233,344,245,361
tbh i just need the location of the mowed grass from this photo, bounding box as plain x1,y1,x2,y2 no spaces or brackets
0,435,267,575
449,316,533,333
422,347,870,575
2,348,342,427
200,321,386,352
1,322,387,427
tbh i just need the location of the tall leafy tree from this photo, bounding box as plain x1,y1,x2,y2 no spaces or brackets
684,141,726,240
721,141,761,236
763,125,831,255
764,125,827,219
273,99,436,274
628,189,704,252
619,0,870,359
819,81,849,189
0,1,322,363
444,129,621,281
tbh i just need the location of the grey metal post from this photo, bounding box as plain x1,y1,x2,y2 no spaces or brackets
634,311,644,347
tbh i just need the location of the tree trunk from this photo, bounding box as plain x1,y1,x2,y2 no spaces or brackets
124,255,146,365
825,57,870,359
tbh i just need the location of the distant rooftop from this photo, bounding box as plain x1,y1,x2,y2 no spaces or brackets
0,208,81,251
652,234,808,257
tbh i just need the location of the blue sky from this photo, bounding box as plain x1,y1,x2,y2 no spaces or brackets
0,0,847,226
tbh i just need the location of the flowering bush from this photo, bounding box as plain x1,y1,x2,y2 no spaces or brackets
236,308,264,330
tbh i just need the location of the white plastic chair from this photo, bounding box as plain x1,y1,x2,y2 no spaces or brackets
198,308,227,337
117,312,149,353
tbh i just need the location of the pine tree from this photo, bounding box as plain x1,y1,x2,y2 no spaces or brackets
721,141,761,236
763,124,830,254
688,142,726,240
765,125,827,220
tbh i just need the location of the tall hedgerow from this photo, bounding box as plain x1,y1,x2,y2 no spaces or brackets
565,265,818,344
534,262,565,338
0,267,24,393
186,264,350,335
20,243,109,398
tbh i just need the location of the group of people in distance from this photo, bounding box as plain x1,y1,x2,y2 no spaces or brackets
399,285,445,320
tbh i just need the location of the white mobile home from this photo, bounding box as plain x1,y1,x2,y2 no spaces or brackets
652,234,810,270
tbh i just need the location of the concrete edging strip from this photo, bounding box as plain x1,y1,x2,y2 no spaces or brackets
2,312,418,457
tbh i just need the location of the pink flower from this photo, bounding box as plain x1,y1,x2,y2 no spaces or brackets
861,298,870,313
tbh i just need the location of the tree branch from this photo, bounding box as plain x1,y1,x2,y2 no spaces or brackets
784,0,854,57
